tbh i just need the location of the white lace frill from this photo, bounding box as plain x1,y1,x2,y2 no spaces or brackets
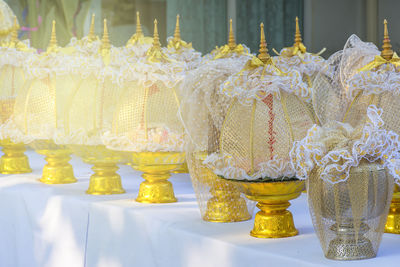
102,127,185,153
274,48,326,78
203,153,295,181
290,105,400,184
164,36,202,70
221,57,310,105
0,45,36,69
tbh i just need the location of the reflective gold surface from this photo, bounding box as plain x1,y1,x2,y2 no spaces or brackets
385,185,400,234
71,145,125,195
233,179,304,238
33,140,76,184
131,152,185,203
0,139,31,174
172,162,189,174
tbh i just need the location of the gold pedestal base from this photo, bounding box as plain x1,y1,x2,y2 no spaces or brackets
0,141,31,174
38,149,76,184
204,185,251,222
385,192,400,234
251,202,298,238
131,152,185,204
233,180,304,238
86,163,125,195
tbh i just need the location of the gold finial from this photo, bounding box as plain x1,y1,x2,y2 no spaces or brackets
88,14,96,42
381,19,394,60
47,20,58,51
152,19,161,49
294,16,302,46
228,19,236,50
101,19,111,50
136,11,143,37
258,23,270,64
173,14,181,42
10,16,18,43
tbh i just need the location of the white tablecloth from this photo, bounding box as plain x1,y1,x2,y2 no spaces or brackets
0,151,399,267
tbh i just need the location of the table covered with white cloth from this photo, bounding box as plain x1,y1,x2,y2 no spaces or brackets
0,151,399,267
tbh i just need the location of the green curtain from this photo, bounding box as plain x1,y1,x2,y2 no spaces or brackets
166,0,227,54
236,0,303,54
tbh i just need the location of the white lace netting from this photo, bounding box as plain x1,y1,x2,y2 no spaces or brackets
221,57,310,105
290,105,400,184
179,53,252,147
339,34,400,99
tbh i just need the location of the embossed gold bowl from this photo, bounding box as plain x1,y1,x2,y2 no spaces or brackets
230,179,304,238
32,140,76,184
130,151,185,203
189,152,252,222
70,144,125,195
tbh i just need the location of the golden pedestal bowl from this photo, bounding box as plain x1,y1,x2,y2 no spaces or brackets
70,145,125,195
130,151,185,203
229,179,304,238
32,140,77,184
190,152,251,222
385,184,400,234
0,139,32,174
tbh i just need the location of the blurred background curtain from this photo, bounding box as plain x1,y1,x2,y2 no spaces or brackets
4,0,400,55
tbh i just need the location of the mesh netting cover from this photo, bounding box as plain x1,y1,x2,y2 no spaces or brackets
202,32,315,181
103,21,186,153
179,31,255,220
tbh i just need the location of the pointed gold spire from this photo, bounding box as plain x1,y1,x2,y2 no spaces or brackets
294,16,302,46
173,14,181,42
228,19,236,50
88,14,96,42
46,20,58,52
101,19,111,50
10,16,18,44
152,19,161,49
136,11,143,37
381,19,394,60
258,23,270,64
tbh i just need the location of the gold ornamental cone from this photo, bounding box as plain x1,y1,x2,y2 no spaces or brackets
101,19,111,51
257,23,270,64
173,15,181,42
136,11,144,37
87,14,97,42
228,19,236,50
294,16,302,47
381,19,393,60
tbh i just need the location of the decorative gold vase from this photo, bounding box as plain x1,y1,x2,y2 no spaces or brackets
385,185,400,234
232,179,304,238
0,139,31,174
131,151,185,203
189,152,252,222
33,140,76,184
71,145,125,195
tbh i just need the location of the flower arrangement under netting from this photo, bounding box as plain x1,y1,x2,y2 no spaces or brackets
103,19,186,153
313,21,400,134
203,23,315,182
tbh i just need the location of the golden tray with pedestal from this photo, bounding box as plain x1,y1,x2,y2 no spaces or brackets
228,178,304,238
0,138,31,174
70,144,125,195
130,151,185,203
32,139,76,184
385,184,400,234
